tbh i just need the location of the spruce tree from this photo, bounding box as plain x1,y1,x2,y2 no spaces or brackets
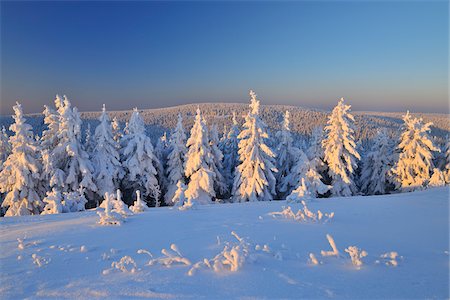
165,114,187,204
222,112,240,193
360,129,394,195
232,90,277,202
0,103,43,216
184,108,217,204
391,111,439,191
322,98,360,197
121,108,161,203
92,105,123,198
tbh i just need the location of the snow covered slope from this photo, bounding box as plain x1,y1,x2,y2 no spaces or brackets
1,187,448,299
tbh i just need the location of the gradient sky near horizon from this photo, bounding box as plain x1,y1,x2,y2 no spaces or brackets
1,1,448,115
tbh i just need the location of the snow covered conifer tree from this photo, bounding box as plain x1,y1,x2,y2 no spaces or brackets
209,124,228,197
41,188,64,215
84,123,94,154
232,90,277,202
172,180,187,207
155,132,170,201
322,98,361,197
184,108,217,204
0,103,43,216
275,110,300,198
222,112,240,192
111,117,123,146
92,105,123,198
121,108,161,203
51,96,97,200
0,126,11,167
41,97,62,151
391,111,439,191
442,137,450,184
165,114,187,204
307,126,326,172
359,129,394,195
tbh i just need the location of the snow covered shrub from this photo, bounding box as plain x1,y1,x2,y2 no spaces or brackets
322,98,360,197
345,246,368,268
141,244,191,267
41,188,64,215
165,114,187,205
130,190,149,213
97,192,123,226
188,231,251,275
269,201,334,224
0,102,43,216
359,129,395,195
184,108,218,204
391,111,439,192
286,178,312,203
92,105,123,199
62,188,88,213
103,256,138,274
321,234,339,257
232,90,277,202
120,108,161,203
376,251,402,267
172,180,187,207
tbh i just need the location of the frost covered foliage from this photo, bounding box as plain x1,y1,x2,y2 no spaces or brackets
359,129,394,195
47,96,97,199
100,189,132,217
120,108,160,201
165,114,187,205
209,124,228,197
97,192,123,226
40,187,87,214
286,178,312,202
92,105,123,198
130,190,149,213
0,103,43,216
222,112,240,191
40,96,63,151
184,108,217,204
275,111,302,198
391,111,439,192
84,124,93,153
233,90,277,202
269,200,334,224
323,98,361,197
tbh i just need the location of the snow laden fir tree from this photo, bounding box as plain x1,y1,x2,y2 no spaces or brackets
391,111,439,191
0,103,43,216
184,108,218,204
165,114,187,205
359,129,394,195
222,112,240,192
120,108,161,204
322,98,360,197
232,90,277,202
91,104,123,199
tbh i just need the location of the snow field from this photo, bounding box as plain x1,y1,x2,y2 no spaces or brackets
0,187,448,299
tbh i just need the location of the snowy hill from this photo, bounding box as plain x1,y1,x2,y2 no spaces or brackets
1,187,448,299
1,103,449,144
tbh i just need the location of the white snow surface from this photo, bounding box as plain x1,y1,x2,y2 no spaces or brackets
0,187,448,299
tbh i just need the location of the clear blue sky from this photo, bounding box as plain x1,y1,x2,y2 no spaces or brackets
1,1,448,114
